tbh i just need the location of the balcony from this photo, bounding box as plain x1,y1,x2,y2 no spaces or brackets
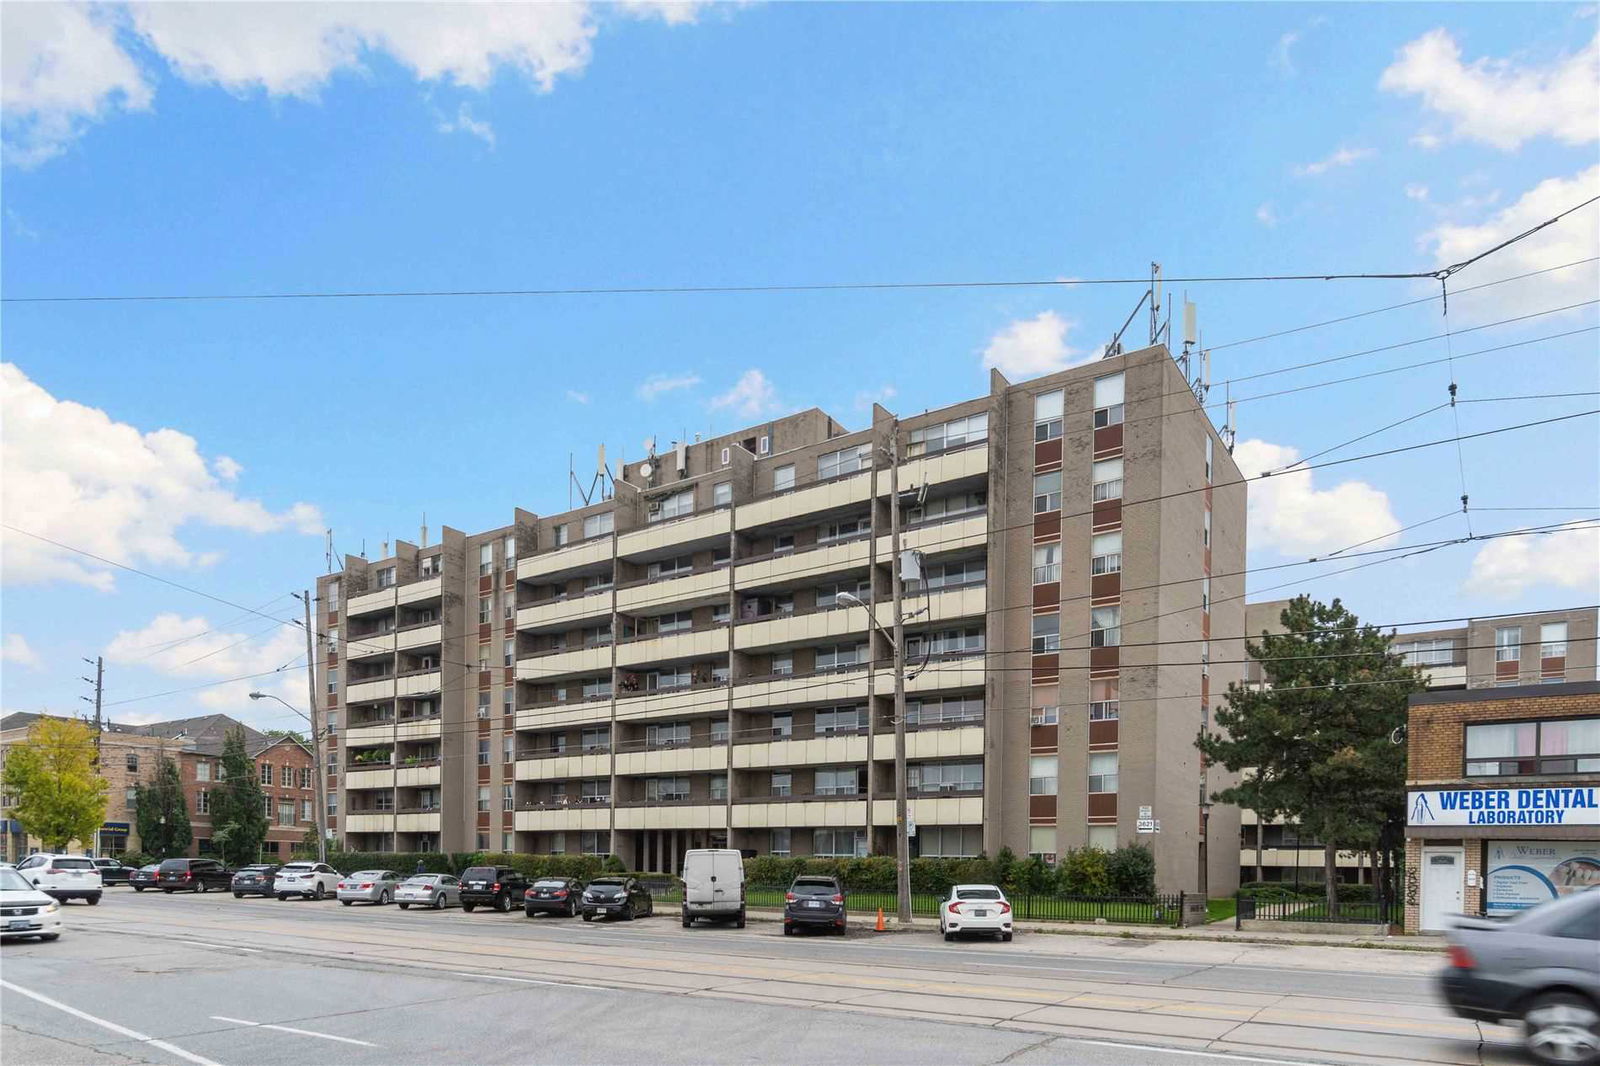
735,534,872,591
517,588,613,632
906,725,984,760
343,668,441,707
346,586,396,619
731,665,870,711
617,508,731,559
343,630,395,659
514,698,614,732
513,750,611,782
614,680,728,722
733,604,866,653
731,798,868,828
875,653,985,696
616,624,729,668
735,469,873,532
615,565,729,615
514,805,611,832
515,644,611,682
614,803,727,831
396,622,442,652
614,743,728,776
882,512,986,560
875,795,983,825
732,733,870,769
875,440,989,496
398,576,443,607
879,582,986,630
342,712,442,747
516,535,613,582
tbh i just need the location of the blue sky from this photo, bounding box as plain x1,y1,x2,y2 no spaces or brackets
3,2,1597,731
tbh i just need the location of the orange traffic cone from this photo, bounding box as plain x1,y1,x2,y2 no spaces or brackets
875,907,886,932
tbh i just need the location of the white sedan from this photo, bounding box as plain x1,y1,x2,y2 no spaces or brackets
1,867,64,941
939,883,1013,942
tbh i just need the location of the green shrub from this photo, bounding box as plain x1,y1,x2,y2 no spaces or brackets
1057,847,1112,896
1106,844,1157,897
601,854,626,874
1014,855,1053,896
992,846,1019,891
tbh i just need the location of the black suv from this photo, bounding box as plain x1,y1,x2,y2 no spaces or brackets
156,858,233,893
579,876,654,922
92,858,137,885
230,864,280,898
459,866,529,913
783,875,847,935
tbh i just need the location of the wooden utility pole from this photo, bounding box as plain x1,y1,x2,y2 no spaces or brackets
301,590,329,864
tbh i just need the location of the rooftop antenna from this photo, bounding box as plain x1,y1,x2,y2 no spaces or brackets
1149,262,1162,347
1107,261,1160,357
325,529,334,573
420,512,428,548
382,535,389,557
1222,380,1237,454
1181,296,1198,380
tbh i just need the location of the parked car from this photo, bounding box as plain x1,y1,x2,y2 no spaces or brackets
15,854,103,904
1441,890,1600,1066
231,864,280,898
524,877,584,918
396,874,460,910
92,858,137,886
128,864,160,892
337,870,403,906
783,875,846,935
459,866,529,913
939,884,1013,942
681,849,745,928
580,876,654,921
157,857,232,893
274,861,341,901
0,867,63,941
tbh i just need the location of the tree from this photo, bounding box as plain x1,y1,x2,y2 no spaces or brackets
210,727,268,866
2,718,108,851
264,728,309,747
1197,596,1419,913
134,753,191,859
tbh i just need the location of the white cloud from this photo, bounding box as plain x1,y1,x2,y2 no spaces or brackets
1270,31,1301,76
1466,522,1600,599
853,385,897,411
1233,438,1402,556
565,389,591,405
636,373,701,401
0,2,152,167
1255,202,1279,227
212,455,243,480
104,613,307,715
1,634,41,669
980,311,1098,380
1404,183,1430,201
1421,165,1600,319
1380,28,1599,150
1293,146,1374,177
709,369,778,419
1410,131,1444,151
435,102,495,148
0,362,324,590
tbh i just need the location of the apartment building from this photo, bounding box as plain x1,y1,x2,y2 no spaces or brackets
318,343,1245,892
1238,602,1598,885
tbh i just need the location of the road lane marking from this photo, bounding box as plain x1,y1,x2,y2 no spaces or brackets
179,940,260,953
209,1016,377,1047
1020,1032,1338,1066
0,979,223,1066
450,972,611,992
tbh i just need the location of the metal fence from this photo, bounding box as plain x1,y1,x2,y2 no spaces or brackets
1235,892,1397,928
652,884,1187,926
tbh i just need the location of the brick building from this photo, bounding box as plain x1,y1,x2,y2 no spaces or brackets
1404,680,1600,933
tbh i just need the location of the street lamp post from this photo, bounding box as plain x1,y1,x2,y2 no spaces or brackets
249,691,327,864
1198,797,1214,905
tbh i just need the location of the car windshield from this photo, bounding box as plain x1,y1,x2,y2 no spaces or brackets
462,868,498,879
590,878,626,888
403,875,439,885
279,864,313,873
140,865,158,872
51,858,94,870
533,880,570,888
0,868,32,892
349,870,387,879
791,881,838,895
956,888,1003,900
158,859,189,872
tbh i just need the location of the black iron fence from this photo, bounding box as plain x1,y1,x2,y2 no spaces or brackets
1235,892,1398,928
659,884,1189,926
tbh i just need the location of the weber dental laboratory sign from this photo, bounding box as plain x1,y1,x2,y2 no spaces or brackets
1408,787,1600,827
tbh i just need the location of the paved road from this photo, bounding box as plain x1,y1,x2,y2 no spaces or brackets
0,889,1533,1066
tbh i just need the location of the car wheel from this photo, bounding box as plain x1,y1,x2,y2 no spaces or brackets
85,894,101,906
944,931,955,942
434,895,444,910
567,900,577,918
736,907,746,930
380,891,391,905
342,900,353,906
581,913,592,922
622,903,635,921
39,933,60,941
277,893,288,901
463,903,476,913
495,892,510,914
133,886,145,892
782,925,792,936
162,889,174,895
398,902,410,910
1524,992,1600,1066
233,892,244,899
313,883,326,901
1002,932,1013,943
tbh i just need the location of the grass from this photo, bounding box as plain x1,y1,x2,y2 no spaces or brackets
656,886,1183,926
1206,897,1237,924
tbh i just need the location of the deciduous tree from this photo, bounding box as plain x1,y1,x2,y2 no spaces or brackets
134,753,191,859
2,718,108,851
210,727,267,866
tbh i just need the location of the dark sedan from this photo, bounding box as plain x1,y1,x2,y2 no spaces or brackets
231,864,280,898
128,864,160,892
92,858,137,886
524,877,584,918
1440,889,1600,1066
579,876,654,921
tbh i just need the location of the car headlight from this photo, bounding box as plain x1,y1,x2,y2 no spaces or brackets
44,901,60,913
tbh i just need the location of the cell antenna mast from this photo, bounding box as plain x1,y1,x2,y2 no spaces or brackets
420,513,428,548
325,530,334,573
1149,262,1163,347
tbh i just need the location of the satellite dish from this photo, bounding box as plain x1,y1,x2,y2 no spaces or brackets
639,462,654,479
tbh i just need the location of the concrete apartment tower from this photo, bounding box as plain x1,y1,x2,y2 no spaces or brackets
315,343,1243,894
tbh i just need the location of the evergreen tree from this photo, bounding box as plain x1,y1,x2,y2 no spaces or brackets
134,753,192,859
2,718,108,851
1197,596,1418,913
210,727,268,866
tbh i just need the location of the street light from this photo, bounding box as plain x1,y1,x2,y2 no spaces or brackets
1198,797,1214,906
249,691,328,864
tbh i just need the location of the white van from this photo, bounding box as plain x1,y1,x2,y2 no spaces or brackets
681,849,746,928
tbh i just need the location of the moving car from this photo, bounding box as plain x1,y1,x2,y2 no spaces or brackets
15,854,103,904
396,874,460,910
1441,890,1600,1066
128,864,160,892
939,884,1013,942
157,857,232,893
459,866,529,913
783,875,846,935
231,864,280,898
580,876,654,921
92,858,137,886
338,870,403,906
524,877,584,918
0,867,63,941
681,849,746,928
274,861,341,901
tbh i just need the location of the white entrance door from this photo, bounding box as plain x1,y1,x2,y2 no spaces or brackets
1420,847,1465,932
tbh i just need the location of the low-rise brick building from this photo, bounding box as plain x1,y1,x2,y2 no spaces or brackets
1403,680,1600,933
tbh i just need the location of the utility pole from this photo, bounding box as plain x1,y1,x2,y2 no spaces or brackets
300,590,329,864
888,422,912,926
81,657,104,855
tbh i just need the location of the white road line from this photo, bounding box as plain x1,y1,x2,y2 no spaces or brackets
179,940,260,953
0,979,223,1066
1028,1033,1330,1066
209,1016,377,1047
451,972,611,992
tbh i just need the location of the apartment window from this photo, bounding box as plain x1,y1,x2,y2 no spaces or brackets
1028,756,1057,796
1393,638,1457,667
299,766,311,789
813,828,867,858
713,482,732,508
1205,435,1214,483
582,728,609,752
1203,509,1211,548
503,638,516,667
502,784,514,811
1033,389,1063,442
657,610,694,635
120,785,137,809
909,490,986,524
773,464,795,492
299,798,312,823
815,643,867,670
769,828,791,856
770,771,793,797
1091,458,1124,502
327,711,338,735
815,767,862,796
580,780,609,803
646,777,690,803
280,765,293,787
771,653,794,677
906,627,984,657
814,706,866,735
503,735,514,763
124,752,139,773
1495,626,1522,662
259,763,272,784
479,543,494,575
327,793,338,815
1031,704,1059,726
582,677,612,700
1090,678,1120,720
711,719,730,745
709,774,728,801
919,826,983,858
418,556,439,577
327,625,340,654
328,578,341,603
647,555,694,581
910,412,990,455
262,795,273,816
477,691,491,719
758,434,771,455
773,533,795,554
1466,718,1600,776
771,714,793,739
553,524,570,547
503,533,516,564
818,444,872,481
196,789,210,814
477,644,492,670
478,596,492,625
1091,531,1123,576
504,596,514,621
923,558,985,590
583,512,613,539
819,516,869,542
579,830,606,856
652,489,695,523
1032,543,1061,585
1542,622,1569,658
477,786,490,813
196,760,211,782
477,738,490,766
1093,372,1125,427
1032,614,1060,653
646,722,691,748
376,566,396,589
1090,606,1121,648
1029,827,1058,863
1088,753,1119,793
1033,471,1062,514
646,666,692,691
583,624,613,647
277,801,294,827
1088,825,1118,851
907,761,982,792
906,695,984,726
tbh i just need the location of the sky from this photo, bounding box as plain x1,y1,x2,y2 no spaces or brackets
2,2,1597,734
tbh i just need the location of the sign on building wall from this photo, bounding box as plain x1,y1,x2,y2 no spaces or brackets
1407,788,1599,827
1484,841,1600,915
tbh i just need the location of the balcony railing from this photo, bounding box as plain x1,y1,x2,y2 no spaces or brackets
519,795,611,810
736,528,871,569
516,744,611,759
614,559,730,592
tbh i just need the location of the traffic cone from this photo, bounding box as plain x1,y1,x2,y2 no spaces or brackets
875,907,886,932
